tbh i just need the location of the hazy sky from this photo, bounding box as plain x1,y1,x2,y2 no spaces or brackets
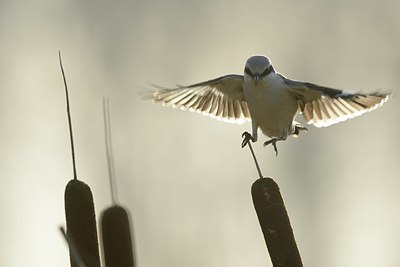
1,0,400,266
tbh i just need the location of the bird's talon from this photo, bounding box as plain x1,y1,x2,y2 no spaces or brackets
273,142,278,157
264,138,279,156
241,131,254,148
241,140,247,148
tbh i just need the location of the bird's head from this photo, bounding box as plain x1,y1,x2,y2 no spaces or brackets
244,55,275,85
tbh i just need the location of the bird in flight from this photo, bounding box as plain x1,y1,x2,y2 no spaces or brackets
150,55,391,155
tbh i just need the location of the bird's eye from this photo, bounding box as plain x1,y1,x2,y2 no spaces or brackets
244,66,252,76
261,65,274,76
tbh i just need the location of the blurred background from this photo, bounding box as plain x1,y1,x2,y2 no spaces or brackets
1,0,399,266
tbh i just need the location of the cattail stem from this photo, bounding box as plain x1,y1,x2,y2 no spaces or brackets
59,51,77,180
103,98,119,205
246,141,263,179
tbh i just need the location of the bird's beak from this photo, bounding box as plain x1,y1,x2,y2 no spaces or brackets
254,76,260,86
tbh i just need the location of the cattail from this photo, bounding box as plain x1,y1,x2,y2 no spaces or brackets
252,178,303,267
65,180,101,267
60,52,101,267
101,205,135,267
100,99,135,267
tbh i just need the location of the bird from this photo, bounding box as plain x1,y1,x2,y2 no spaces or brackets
150,55,391,156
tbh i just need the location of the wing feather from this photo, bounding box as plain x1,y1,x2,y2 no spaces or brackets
151,74,251,123
208,94,218,115
241,101,251,118
281,74,391,127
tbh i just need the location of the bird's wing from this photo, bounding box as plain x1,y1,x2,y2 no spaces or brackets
151,74,251,124
280,74,391,127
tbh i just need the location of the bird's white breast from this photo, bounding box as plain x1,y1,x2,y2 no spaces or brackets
243,74,299,138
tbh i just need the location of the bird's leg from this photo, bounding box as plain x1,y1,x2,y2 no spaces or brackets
263,137,286,156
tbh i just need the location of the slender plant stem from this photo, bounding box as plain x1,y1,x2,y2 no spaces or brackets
103,98,119,205
247,141,263,179
59,51,77,180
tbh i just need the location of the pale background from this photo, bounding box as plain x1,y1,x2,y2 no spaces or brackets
1,0,400,266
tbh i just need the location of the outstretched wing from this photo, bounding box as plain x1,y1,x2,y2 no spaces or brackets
151,74,251,123
281,74,391,127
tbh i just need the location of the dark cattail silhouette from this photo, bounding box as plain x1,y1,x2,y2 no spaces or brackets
252,178,303,267
100,99,135,267
60,52,101,267
101,205,135,267
65,179,101,267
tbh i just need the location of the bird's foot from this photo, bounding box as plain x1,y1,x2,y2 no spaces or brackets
263,138,283,157
241,131,255,148
293,124,308,137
